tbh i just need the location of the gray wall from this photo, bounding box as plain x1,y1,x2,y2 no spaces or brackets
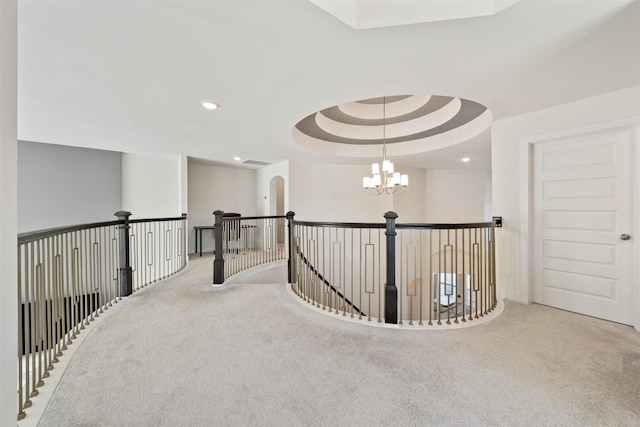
18,141,121,232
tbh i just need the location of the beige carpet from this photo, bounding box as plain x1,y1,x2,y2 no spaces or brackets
35,255,640,426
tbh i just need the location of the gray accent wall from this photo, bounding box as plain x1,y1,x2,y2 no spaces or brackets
18,141,121,232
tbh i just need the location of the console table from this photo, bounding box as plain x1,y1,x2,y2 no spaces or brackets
193,225,215,256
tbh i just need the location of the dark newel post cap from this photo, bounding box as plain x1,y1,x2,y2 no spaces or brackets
286,211,295,220
384,211,398,220
114,210,132,218
213,210,224,215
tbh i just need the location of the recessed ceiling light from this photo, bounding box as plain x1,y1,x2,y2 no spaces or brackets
233,156,242,162
202,101,219,110
462,157,471,162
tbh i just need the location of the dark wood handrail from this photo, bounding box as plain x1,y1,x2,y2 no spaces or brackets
18,215,187,245
290,219,496,230
18,221,122,244
129,215,187,224
222,215,286,222
396,220,497,230
292,220,386,229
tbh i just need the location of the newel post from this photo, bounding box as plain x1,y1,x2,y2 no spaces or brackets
213,210,225,284
286,211,296,284
384,211,398,324
115,210,133,297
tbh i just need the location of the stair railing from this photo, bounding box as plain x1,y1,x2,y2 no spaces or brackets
16,212,187,421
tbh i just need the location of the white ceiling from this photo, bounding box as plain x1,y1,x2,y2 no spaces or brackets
16,0,640,171
310,0,521,29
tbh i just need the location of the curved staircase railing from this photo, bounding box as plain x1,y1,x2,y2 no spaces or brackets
212,211,499,327
16,209,498,422
16,212,187,421
288,216,498,326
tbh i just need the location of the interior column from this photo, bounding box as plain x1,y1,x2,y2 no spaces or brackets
0,0,18,424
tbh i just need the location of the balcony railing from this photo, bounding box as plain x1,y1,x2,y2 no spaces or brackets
290,215,498,325
213,211,499,326
290,219,386,321
212,211,287,283
16,212,187,421
17,209,498,422
393,221,497,325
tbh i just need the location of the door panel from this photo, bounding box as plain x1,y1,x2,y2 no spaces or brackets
543,270,614,298
533,129,634,324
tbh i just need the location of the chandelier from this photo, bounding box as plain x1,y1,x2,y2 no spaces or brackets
362,97,409,195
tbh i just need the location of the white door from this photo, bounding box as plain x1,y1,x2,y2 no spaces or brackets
533,128,635,325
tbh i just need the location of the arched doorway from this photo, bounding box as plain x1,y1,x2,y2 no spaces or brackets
269,176,285,244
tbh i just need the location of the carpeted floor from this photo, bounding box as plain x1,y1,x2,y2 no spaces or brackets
35,255,640,427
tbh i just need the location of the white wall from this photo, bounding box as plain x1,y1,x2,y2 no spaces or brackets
180,155,188,216
18,141,122,232
256,160,289,216
122,153,185,219
425,169,492,223
0,1,17,424
287,160,490,225
289,159,393,223
187,162,257,254
492,85,640,306
391,166,426,223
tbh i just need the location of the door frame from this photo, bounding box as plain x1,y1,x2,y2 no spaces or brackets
519,117,640,331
